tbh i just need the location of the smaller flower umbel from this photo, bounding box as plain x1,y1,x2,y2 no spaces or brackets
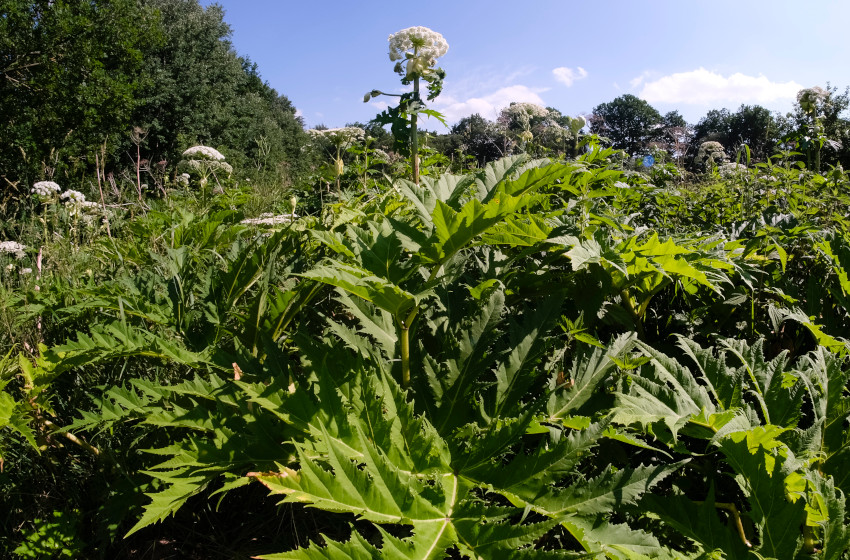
307,127,365,193
365,26,448,186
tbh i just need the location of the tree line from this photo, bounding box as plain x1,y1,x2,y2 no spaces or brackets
1,0,306,206
3,0,848,212
405,90,850,173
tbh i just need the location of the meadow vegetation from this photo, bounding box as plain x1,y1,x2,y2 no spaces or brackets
2,4,850,559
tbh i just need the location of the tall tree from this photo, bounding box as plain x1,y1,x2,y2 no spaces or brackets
449,113,506,166
589,94,662,155
0,0,160,193
691,105,778,163
131,0,306,176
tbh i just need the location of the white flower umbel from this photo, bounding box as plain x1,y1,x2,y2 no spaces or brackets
388,26,448,68
177,148,232,201
0,241,27,259
60,190,87,203
182,146,226,161
499,102,550,136
308,127,366,189
241,213,299,226
31,181,61,197
797,86,828,115
697,141,728,168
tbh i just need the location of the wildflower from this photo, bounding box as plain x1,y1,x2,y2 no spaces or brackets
568,115,587,135
0,241,26,259
500,102,550,120
697,141,728,167
240,213,299,226
388,26,448,67
60,190,87,203
797,86,828,115
177,158,232,177
31,181,61,197
20,268,32,275
498,103,550,134
182,146,226,161
718,163,747,177
308,127,365,148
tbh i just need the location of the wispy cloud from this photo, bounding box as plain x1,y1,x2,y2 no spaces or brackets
637,68,802,105
552,66,588,87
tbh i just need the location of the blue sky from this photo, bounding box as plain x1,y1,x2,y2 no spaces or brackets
201,0,849,130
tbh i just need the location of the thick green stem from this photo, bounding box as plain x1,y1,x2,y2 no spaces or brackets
411,76,420,185
400,326,410,388
397,264,443,388
620,289,646,341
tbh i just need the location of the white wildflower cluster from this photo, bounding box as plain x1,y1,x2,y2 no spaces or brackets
182,145,226,161
697,141,728,168
308,127,365,148
60,190,101,219
0,241,27,259
501,103,550,121
388,26,448,67
31,180,61,198
567,115,587,135
718,162,748,177
178,158,233,176
175,173,191,187
60,189,86,203
499,103,550,134
797,86,828,115
241,213,299,226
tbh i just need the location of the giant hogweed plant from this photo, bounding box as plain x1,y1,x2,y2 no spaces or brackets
613,337,850,559
58,155,849,558
7,148,850,556
366,26,448,186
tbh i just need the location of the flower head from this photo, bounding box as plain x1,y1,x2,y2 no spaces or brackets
31,180,61,197
60,189,87,203
388,26,448,65
388,26,448,78
797,86,828,115
182,146,226,161
0,241,26,259
697,141,728,167
498,103,550,133
308,127,365,149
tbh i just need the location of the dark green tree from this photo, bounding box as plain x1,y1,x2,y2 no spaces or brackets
448,113,506,166
131,0,306,178
589,94,663,155
0,0,160,195
779,85,850,169
691,105,778,164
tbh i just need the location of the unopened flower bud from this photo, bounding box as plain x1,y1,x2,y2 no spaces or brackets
333,157,344,177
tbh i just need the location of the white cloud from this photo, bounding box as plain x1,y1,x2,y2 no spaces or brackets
552,66,588,87
370,100,389,112
637,68,802,105
431,84,549,124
